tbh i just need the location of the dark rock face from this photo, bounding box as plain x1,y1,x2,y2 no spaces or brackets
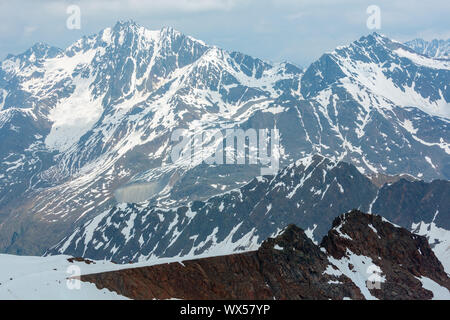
254,225,363,300
371,179,450,230
321,210,450,300
85,252,277,300
80,211,450,300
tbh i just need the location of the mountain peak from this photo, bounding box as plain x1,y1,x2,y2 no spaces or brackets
110,20,182,39
160,26,177,34
113,19,139,30
354,32,392,48
5,42,61,61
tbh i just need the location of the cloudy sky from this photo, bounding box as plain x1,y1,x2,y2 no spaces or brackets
0,0,449,67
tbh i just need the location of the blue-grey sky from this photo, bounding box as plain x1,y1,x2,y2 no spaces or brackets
0,0,449,67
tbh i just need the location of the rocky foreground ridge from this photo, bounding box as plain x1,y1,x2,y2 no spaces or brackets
80,210,450,300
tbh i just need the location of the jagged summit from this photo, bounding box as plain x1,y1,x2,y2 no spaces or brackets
113,19,139,28
359,31,390,43
3,42,62,70
3,21,204,65
109,20,186,42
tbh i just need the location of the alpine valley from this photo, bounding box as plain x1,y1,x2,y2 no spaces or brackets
0,20,449,300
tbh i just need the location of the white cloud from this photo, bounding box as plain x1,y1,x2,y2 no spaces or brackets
0,0,448,66
42,0,238,16
23,26,38,37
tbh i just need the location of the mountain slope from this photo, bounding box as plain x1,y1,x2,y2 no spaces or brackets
297,33,450,175
370,178,450,273
0,254,128,299
48,155,378,262
49,155,450,271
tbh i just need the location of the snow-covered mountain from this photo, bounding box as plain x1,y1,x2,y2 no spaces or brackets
0,21,449,255
0,21,303,254
47,155,377,261
405,38,450,59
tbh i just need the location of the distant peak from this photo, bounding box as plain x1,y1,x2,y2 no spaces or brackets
358,32,390,44
404,38,450,58
114,19,138,29
160,26,183,37
31,42,51,49
371,31,384,38
110,20,141,35
108,21,184,41
6,42,61,61
161,26,174,32
111,21,180,35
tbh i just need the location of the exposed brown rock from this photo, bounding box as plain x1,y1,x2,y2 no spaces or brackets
67,257,95,264
321,210,450,300
81,225,362,300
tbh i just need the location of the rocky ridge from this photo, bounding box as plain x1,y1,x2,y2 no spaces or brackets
80,210,450,300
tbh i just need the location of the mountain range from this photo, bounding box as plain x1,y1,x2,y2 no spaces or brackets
405,38,450,59
0,20,449,258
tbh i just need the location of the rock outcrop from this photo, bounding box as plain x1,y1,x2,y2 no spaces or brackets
322,210,450,299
